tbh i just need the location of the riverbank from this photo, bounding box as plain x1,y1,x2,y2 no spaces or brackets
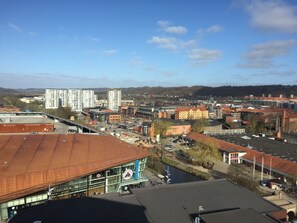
147,154,212,181
162,157,212,180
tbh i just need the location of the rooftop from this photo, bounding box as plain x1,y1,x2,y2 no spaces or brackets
215,133,297,162
10,179,285,223
187,132,297,178
0,134,149,203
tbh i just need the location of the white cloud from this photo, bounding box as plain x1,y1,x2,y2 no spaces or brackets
239,39,296,68
245,39,296,59
197,25,223,34
242,0,297,33
237,60,273,69
148,36,179,50
157,20,188,35
148,36,196,51
129,57,144,66
102,49,118,55
8,22,22,32
188,48,222,64
88,37,100,42
0,72,186,88
251,70,296,77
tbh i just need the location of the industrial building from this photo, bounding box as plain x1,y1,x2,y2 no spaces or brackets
0,134,149,221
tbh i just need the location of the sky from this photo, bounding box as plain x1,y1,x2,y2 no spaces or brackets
0,0,297,89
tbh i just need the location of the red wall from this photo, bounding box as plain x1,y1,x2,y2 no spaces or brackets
0,123,54,133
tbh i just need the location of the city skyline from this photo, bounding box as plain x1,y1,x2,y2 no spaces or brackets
0,0,297,88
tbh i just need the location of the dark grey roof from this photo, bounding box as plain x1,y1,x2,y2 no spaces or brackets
201,208,281,223
128,179,282,223
214,134,297,162
10,179,283,223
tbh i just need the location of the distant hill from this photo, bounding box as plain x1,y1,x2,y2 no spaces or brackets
0,87,19,95
193,85,297,97
1,85,297,98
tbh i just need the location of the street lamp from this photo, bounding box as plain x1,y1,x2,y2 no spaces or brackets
195,205,204,223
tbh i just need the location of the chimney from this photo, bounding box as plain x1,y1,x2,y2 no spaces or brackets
268,94,271,97
290,94,294,99
262,94,265,97
280,94,283,98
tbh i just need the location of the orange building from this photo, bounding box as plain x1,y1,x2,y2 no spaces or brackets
0,106,20,113
0,123,54,133
175,106,208,120
107,113,122,123
166,125,191,136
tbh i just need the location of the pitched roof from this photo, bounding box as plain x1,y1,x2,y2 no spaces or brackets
187,132,297,178
176,106,207,112
0,134,149,203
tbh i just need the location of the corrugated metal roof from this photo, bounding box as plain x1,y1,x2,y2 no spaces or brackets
0,134,149,203
187,132,297,178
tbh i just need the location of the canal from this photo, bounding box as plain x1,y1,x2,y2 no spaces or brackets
163,164,202,184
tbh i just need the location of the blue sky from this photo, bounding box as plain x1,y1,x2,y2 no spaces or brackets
0,0,297,88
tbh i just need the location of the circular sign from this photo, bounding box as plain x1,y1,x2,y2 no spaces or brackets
122,169,133,180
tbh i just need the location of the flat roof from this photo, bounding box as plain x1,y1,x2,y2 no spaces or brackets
0,134,149,203
214,134,297,162
201,208,280,223
10,180,285,223
187,132,297,178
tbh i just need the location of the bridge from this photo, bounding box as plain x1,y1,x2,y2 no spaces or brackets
0,112,107,135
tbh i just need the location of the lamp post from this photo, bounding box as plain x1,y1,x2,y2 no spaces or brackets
195,205,204,223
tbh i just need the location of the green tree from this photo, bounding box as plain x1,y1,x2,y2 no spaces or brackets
228,164,259,192
154,120,171,138
46,107,75,119
246,114,267,134
192,119,209,133
228,163,246,183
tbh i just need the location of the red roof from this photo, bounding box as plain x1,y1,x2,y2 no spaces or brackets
187,132,297,178
0,134,149,202
176,106,207,112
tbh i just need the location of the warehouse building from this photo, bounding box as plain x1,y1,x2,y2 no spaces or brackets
0,134,149,221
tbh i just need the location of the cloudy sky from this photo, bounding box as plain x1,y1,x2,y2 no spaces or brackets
0,0,296,88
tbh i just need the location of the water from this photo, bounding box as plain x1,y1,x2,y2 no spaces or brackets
163,164,202,184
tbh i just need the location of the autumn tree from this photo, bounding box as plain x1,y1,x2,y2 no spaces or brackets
228,163,259,192
183,139,221,169
246,114,266,134
192,118,209,133
154,120,171,138
46,107,75,119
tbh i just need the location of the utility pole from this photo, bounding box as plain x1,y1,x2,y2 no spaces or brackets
253,155,255,181
261,156,264,181
269,158,272,179
195,206,204,223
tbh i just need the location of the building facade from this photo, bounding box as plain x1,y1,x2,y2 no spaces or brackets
175,106,209,120
107,90,121,111
45,89,94,111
